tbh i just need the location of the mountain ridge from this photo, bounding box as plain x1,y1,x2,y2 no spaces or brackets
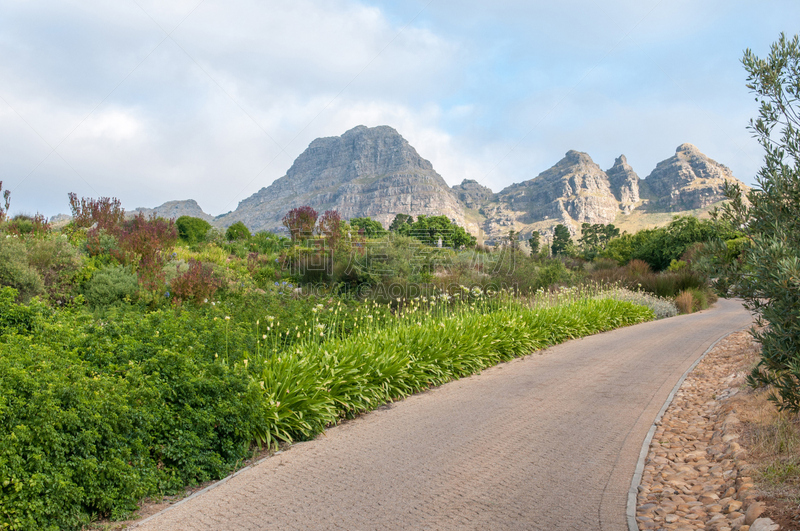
131,125,747,242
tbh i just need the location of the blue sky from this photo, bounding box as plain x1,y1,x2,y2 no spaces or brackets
1,0,797,218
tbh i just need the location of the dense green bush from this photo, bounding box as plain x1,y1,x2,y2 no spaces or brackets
82,265,139,307
0,237,44,302
225,221,251,241
26,236,82,304
176,216,212,244
0,302,271,529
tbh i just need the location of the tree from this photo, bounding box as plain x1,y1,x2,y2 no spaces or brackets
176,216,212,244
705,33,800,411
407,215,476,248
318,210,345,246
282,206,318,241
550,224,572,256
0,181,10,223
225,221,251,241
349,217,387,238
389,213,414,233
507,230,520,253
579,223,620,260
528,232,540,256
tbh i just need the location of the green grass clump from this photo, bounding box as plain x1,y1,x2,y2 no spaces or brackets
249,297,654,447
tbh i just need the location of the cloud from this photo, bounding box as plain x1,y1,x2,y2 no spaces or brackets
1,0,796,219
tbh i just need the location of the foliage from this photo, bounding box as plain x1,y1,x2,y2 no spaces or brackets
703,33,800,411
225,221,251,241
67,193,125,230
282,206,318,241
551,224,573,256
578,223,619,260
25,236,82,304
389,213,413,232
318,210,345,248
600,288,678,319
601,216,737,270
674,290,694,314
169,260,220,305
6,214,51,237
0,237,44,303
116,214,178,292
0,302,270,529
406,215,476,248
176,216,212,244
249,231,288,254
349,216,387,238
0,181,10,223
528,231,540,256
82,265,139,308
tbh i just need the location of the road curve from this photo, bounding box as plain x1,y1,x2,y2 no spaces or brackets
134,299,753,531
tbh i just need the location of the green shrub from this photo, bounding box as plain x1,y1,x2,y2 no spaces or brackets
0,237,44,303
25,236,82,304
176,216,212,244
225,221,251,241
83,266,139,307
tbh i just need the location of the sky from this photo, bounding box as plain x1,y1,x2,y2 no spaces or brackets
1,0,797,218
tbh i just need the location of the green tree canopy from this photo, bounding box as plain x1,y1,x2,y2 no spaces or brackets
408,215,476,248
349,217,388,238
528,232,540,256
550,224,573,256
389,213,414,233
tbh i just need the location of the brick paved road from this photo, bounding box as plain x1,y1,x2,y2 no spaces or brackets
134,299,752,531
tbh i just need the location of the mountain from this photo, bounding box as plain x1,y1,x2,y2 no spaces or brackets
130,126,747,245
606,155,640,214
131,200,213,222
214,125,471,233
640,143,740,211
478,144,745,242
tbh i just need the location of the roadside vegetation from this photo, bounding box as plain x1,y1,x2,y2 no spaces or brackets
0,153,744,530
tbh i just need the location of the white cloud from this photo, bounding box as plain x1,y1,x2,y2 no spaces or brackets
0,0,794,219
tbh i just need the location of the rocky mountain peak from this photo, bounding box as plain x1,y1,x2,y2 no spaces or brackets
606,154,640,213
491,150,619,229
452,179,493,209
676,142,700,155
642,144,739,211
214,125,469,233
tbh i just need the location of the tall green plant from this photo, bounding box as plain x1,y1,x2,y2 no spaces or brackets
706,33,800,411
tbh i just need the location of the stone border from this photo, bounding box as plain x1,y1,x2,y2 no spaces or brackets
626,327,750,531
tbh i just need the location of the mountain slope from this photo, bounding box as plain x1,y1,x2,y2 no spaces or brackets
214,125,470,233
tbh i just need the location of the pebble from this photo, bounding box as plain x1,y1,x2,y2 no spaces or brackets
634,333,777,531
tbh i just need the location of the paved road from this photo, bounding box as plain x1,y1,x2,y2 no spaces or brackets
135,299,753,531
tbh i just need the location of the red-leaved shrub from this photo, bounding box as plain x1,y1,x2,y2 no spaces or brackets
282,206,318,241
170,259,220,304
115,214,178,292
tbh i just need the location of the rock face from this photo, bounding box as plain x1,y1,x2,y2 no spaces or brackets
490,150,620,231
606,155,640,214
642,143,739,211
215,125,469,233
131,200,213,221
451,179,493,209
